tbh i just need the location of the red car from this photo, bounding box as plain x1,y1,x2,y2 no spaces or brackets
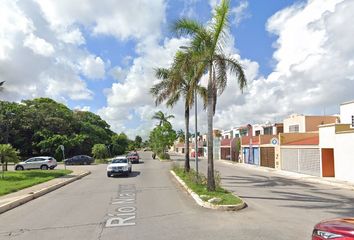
312,218,354,239
127,152,139,164
191,151,202,158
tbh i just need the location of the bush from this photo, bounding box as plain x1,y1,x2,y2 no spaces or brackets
157,152,170,160
92,144,109,160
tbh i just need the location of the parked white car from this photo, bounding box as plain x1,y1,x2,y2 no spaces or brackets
107,156,132,177
15,156,57,170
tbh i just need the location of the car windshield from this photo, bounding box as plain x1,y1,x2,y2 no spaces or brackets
111,159,127,164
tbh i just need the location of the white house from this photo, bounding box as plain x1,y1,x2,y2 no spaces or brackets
319,100,354,182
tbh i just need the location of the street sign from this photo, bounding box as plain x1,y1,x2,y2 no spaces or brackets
270,137,279,145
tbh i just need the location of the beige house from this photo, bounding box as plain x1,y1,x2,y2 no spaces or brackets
283,114,339,133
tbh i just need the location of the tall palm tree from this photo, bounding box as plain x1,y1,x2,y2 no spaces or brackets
173,0,247,190
151,51,207,172
151,110,175,126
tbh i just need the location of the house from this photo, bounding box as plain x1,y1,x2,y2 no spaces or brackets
240,123,283,167
279,132,321,176
283,114,338,133
319,100,354,182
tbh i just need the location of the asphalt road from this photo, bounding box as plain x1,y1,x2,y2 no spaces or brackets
0,152,353,240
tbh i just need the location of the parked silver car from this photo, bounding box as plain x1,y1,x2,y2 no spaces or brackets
15,156,57,170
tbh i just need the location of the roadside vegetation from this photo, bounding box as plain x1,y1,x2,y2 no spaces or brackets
171,165,242,205
0,170,72,196
0,98,146,167
149,111,176,160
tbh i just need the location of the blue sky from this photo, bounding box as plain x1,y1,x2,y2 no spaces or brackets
1,0,353,138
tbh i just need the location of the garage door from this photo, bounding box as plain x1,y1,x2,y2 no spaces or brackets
281,148,320,176
260,147,275,168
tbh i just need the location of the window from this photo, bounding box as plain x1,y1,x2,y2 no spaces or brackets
264,127,273,135
289,125,299,133
255,130,261,136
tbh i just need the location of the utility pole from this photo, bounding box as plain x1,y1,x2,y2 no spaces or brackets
194,88,199,175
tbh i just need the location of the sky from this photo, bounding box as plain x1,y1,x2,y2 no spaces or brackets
1,0,354,139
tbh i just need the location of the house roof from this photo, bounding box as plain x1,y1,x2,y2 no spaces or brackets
285,136,319,145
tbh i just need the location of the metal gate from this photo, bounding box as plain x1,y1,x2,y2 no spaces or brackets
281,148,320,176
243,147,260,165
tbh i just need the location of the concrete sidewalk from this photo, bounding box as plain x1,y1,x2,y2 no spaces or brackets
219,159,354,191
0,169,90,214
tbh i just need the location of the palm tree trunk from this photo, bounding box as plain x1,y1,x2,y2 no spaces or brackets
207,63,216,191
184,105,190,172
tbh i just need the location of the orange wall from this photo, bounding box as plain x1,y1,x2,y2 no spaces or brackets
280,132,318,145
305,116,338,132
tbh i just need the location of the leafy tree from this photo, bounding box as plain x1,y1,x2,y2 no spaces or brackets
149,122,176,158
152,111,175,126
92,144,109,160
173,0,247,190
134,135,142,148
111,133,129,156
0,144,19,178
0,98,115,158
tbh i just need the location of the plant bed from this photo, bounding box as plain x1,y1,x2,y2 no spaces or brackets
0,170,72,196
171,165,245,210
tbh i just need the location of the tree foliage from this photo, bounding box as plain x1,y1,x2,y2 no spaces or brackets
92,144,109,160
149,121,176,158
0,144,19,178
0,98,128,160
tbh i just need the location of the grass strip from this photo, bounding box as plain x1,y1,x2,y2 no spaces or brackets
0,170,72,196
172,166,242,205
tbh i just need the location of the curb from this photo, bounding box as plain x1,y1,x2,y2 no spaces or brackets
0,171,91,215
220,160,354,191
170,170,246,211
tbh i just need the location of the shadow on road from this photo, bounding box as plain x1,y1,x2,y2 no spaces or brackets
110,171,141,178
221,174,354,217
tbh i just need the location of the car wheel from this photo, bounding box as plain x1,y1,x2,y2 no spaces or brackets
15,166,24,171
107,173,111,177
129,168,132,173
40,165,49,170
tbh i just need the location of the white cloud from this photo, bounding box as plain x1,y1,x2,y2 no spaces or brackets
80,55,105,80
58,28,85,45
98,37,191,138
23,33,55,56
231,1,250,26
212,0,354,131
34,0,166,41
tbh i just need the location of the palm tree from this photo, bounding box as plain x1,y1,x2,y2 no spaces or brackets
0,144,19,179
151,110,175,126
176,129,185,143
173,0,247,190
151,51,207,172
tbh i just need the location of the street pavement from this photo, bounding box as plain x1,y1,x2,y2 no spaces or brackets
0,152,353,240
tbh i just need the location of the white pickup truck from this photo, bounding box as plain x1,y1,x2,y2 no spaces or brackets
107,156,132,177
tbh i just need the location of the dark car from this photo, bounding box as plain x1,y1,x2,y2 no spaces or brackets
64,155,94,165
312,218,354,240
126,152,139,164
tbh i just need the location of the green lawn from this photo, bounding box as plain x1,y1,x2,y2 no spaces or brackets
172,166,242,205
0,170,72,196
